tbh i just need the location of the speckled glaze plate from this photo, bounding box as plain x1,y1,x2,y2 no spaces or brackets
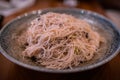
0,8,120,73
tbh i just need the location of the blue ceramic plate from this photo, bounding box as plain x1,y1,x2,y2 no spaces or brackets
0,8,120,73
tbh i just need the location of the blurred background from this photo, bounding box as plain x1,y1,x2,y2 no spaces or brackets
0,0,120,29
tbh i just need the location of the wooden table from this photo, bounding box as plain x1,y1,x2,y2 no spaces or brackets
0,1,120,80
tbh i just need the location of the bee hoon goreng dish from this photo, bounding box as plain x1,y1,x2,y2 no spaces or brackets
17,12,106,70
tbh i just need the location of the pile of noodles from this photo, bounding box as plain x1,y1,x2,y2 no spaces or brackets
21,12,105,70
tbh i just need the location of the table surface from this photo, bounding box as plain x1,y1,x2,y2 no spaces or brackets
0,1,120,80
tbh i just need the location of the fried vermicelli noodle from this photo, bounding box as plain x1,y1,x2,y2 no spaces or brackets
21,12,105,70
